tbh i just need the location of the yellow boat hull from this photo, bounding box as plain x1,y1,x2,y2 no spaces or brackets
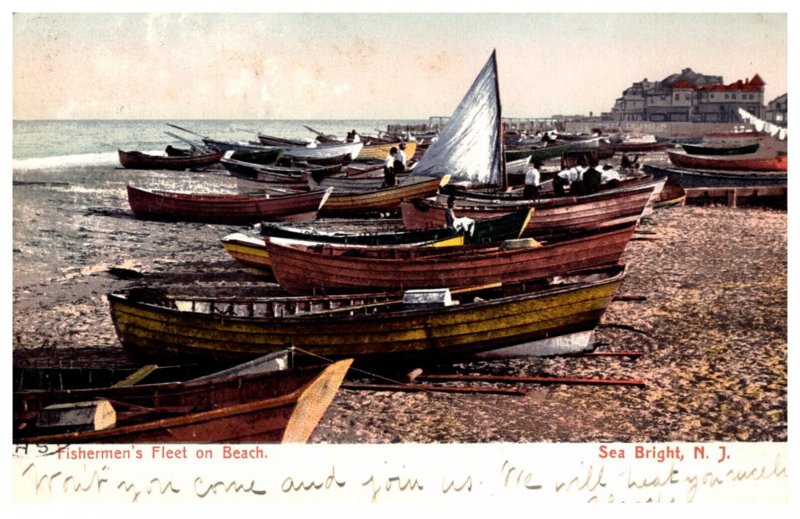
357,140,418,161
109,266,625,364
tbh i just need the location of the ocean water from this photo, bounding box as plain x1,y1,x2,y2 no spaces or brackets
12,119,421,283
12,119,423,166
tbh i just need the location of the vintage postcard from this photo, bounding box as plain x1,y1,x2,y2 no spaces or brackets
8,4,792,512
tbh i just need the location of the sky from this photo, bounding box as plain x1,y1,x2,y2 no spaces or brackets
10,10,789,121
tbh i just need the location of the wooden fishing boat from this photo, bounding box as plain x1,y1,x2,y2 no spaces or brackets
14,358,352,444
202,137,283,154
643,164,787,188
276,141,364,161
221,232,276,275
14,350,293,391
222,210,530,274
221,231,466,276
505,143,569,162
505,156,532,175
356,140,418,161
219,148,284,165
703,130,761,143
308,171,413,193
564,136,605,150
107,264,626,364
613,140,672,153
652,181,687,208
222,154,342,190
261,208,531,246
318,175,450,217
680,142,760,156
127,185,332,224
403,178,661,236
666,149,787,171
265,223,636,294
553,132,600,142
118,149,224,170
257,133,312,147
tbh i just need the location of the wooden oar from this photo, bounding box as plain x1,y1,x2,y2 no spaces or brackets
112,365,158,387
341,382,529,396
417,373,646,387
164,131,212,153
166,123,207,138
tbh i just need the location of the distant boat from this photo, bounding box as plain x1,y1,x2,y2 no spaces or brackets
356,140,418,162
126,185,332,224
643,164,787,189
257,133,313,147
118,149,223,170
222,153,342,191
614,134,672,153
702,130,761,143
667,149,787,171
681,142,760,156
107,264,626,364
204,138,364,161
505,143,570,163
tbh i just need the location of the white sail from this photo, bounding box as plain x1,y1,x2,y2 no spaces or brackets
413,51,503,186
738,108,787,140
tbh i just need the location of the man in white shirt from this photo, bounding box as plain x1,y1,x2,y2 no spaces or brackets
397,142,408,167
523,164,540,199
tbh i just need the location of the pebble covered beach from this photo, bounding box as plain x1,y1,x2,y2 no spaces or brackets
12,159,787,443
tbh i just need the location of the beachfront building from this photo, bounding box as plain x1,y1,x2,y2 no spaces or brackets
605,68,766,123
764,93,787,127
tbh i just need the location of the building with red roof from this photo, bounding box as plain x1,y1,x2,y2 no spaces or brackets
606,68,766,123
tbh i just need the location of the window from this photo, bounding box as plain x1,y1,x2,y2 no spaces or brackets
685,94,691,100
724,94,729,99
675,94,680,101
731,93,736,99
660,96,666,101
711,94,715,99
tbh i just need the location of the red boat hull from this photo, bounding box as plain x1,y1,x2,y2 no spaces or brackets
15,360,352,444
118,149,223,170
402,183,657,236
266,224,637,294
127,185,330,224
667,150,787,171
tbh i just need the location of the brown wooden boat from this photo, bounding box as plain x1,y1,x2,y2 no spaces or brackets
613,141,672,152
318,175,449,216
107,264,626,364
265,223,636,294
14,358,352,443
667,149,787,172
127,185,332,224
118,149,224,170
403,179,660,236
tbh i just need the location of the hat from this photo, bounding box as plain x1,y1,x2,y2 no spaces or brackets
399,142,406,149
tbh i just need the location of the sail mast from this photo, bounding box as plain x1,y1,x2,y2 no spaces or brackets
492,50,507,190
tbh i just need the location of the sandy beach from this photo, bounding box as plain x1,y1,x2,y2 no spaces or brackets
12,182,787,443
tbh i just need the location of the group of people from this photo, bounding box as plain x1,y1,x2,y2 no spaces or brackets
345,129,361,143
553,160,622,196
620,152,640,171
382,142,408,187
